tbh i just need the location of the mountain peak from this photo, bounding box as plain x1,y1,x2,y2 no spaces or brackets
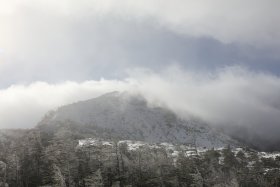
99,91,121,98
38,92,239,148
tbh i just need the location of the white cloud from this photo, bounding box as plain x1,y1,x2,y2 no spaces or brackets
0,0,279,144
0,79,133,128
1,0,279,46
1,66,280,142
134,67,280,140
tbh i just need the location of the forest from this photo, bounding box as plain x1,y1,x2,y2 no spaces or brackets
0,127,280,187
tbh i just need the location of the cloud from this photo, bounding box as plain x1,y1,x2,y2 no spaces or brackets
0,79,133,128
0,1,279,149
1,0,279,46
1,66,280,143
0,0,280,88
133,66,280,141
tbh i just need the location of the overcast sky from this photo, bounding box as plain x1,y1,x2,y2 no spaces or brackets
0,0,280,142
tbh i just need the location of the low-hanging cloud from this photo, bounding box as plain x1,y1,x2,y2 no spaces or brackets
134,66,280,142
0,79,133,128
1,66,280,142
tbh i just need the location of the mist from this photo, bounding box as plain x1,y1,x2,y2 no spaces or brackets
0,66,279,145
1,2,280,186
0,1,280,150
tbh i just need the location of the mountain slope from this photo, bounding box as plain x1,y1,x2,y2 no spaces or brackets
38,92,238,148
2,92,280,187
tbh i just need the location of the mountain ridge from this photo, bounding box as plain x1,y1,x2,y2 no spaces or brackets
37,91,239,148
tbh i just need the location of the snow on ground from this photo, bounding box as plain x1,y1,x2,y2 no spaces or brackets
78,138,220,158
78,138,113,147
78,138,280,164
258,152,280,159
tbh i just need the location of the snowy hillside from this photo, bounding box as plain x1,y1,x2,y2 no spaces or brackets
78,138,280,161
78,138,280,176
38,91,239,148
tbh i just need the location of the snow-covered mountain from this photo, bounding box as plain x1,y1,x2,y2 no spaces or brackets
3,92,280,187
38,91,239,148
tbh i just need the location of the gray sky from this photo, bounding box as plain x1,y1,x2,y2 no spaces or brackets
1,0,280,87
0,0,280,143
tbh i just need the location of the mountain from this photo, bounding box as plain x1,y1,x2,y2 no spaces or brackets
1,92,280,187
38,91,238,148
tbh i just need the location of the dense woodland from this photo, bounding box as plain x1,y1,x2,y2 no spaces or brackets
0,125,280,187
